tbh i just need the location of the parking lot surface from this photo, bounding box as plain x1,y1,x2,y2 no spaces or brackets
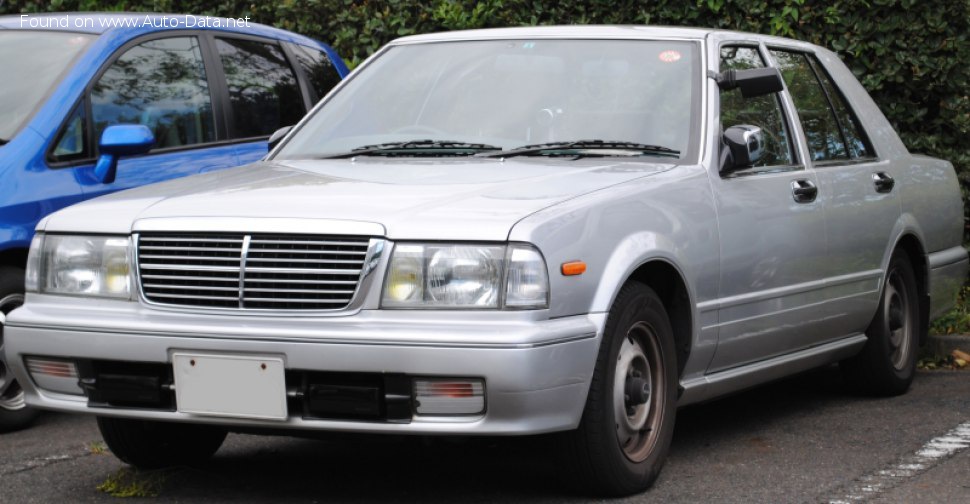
1,367,968,503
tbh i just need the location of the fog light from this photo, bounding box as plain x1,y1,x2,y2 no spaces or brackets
413,379,485,415
25,357,83,395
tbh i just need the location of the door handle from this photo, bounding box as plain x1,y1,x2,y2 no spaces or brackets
872,172,895,193
791,179,818,203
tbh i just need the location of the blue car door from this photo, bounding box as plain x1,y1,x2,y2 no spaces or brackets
67,35,238,197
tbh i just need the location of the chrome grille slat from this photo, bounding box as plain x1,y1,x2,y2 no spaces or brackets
140,255,243,262
138,233,371,311
245,257,363,265
244,287,356,294
249,239,366,246
244,278,358,285
243,297,352,304
144,284,241,292
246,267,362,275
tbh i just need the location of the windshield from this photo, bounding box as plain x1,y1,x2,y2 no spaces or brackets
276,39,700,160
0,31,94,142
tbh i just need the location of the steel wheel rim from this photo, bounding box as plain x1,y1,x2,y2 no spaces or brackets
884,269,912,371
0,293,26,411
613,321,666,462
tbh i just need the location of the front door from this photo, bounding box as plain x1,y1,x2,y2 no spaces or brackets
706,40,830,372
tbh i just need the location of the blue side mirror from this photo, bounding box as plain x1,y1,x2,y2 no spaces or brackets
94,125,155,184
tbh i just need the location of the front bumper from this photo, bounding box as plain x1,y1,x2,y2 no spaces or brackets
3,297,604,435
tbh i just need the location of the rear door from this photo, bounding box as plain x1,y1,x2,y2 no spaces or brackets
767,46,898,334
206,35,311,165
706,37,832,372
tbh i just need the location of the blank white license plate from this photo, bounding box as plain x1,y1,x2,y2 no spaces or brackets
172,353,287,421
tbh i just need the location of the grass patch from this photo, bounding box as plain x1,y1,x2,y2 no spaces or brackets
89,441,107,455
97,468,169,498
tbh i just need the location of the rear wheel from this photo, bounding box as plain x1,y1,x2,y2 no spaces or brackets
0,267,39,433
841,250,920,396
98,417,227,469
565,282,678,496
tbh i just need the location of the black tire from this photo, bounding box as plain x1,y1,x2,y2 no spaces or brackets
841,250,920,396
564,282,678,496
97,417,227,469
0,266,40,433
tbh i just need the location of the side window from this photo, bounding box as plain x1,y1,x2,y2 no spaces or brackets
288,43,342,104
719,46,794,168
215,38,305,138
91,37,215,150
770,49,849,162
807,57,875,159
51,103,88,162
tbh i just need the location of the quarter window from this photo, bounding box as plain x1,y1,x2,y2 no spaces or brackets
288,44,341,103
215,38,305,138
719,46,794,168
91,37,215,150
770,49,855,162
51,103,88,162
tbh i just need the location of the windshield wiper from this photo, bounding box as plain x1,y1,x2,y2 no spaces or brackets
479,140,680,159
320,140,502,159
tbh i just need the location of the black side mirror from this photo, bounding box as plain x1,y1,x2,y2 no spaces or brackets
94,125,155,184
723,124,765,170
268,125,293,152
716,67,784,98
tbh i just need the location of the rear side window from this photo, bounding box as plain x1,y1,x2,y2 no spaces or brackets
719,46,794,168
91,37,216,150
770,49,875,163
288,44,342,103
808,57,874,159
215,38,305,138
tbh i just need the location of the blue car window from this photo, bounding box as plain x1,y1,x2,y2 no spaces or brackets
215,37,305,138
91,36,215,150
288,44,341,104
51,103,88,162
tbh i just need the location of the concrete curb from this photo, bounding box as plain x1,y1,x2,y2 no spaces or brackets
926,333,970,357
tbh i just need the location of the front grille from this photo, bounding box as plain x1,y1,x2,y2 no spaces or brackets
137,233,371,310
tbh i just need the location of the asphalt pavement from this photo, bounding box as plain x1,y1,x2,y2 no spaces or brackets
1,366,968,503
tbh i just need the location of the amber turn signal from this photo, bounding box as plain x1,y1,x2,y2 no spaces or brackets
561,261,587,276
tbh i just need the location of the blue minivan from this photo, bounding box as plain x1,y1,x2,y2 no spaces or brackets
0,13,348,431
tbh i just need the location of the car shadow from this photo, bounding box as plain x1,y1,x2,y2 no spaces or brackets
144,365,858,502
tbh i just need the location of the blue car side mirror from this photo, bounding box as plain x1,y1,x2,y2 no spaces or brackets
94,125,155,184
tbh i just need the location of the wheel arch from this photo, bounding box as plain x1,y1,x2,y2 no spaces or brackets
0,247,28,270
891,233,930,346
625,260,693,379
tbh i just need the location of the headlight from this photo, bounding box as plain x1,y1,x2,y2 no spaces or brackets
382,243,548,309
26,234,132,299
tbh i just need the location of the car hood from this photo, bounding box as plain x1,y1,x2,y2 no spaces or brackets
42,157,676,240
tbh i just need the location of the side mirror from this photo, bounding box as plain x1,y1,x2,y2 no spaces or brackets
94,125,154,184
723,124,765,170
267,125,293,152
716,67,784,98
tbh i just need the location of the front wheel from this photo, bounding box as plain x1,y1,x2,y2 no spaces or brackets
564,282,678,496
98,417,228,469
841,250,920,396
0,267,39,433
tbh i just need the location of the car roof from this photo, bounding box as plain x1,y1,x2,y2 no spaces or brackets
0,12,303,40
392,25,810,47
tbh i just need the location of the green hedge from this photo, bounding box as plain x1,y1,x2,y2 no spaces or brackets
5,0,970,236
